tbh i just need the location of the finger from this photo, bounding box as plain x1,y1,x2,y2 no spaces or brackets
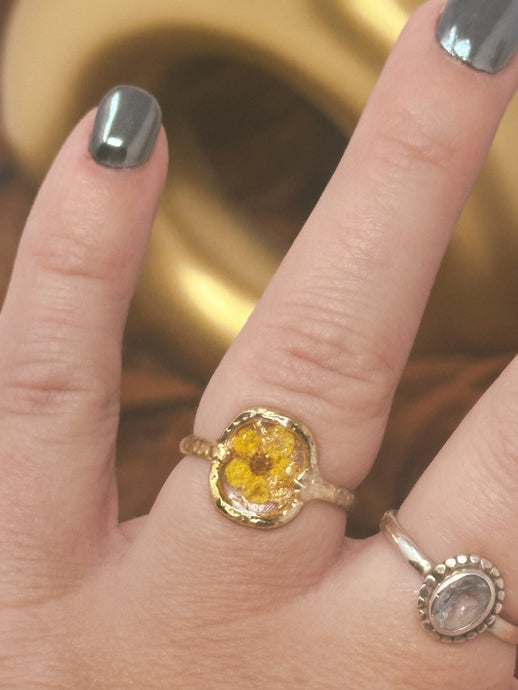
381,354,518,658
301,534,517,689
148,0,518,568
349,365,518,687
0,86,166,561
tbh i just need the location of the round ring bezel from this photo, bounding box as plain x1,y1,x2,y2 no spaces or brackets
209,407,316,528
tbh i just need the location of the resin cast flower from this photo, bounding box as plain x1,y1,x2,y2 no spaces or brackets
224,421,307,504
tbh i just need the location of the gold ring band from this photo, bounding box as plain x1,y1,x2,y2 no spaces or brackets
180,408,355,529
381,510,518,645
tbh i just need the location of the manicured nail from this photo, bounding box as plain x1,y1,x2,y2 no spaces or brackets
436,0,518,73
89,85,162,168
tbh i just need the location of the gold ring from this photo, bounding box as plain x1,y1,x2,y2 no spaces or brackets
180,407,355,529
381,510,518,645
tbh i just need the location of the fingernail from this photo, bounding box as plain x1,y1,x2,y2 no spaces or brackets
436,0,518,73
89,85,162,168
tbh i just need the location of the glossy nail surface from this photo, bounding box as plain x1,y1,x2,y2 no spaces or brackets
436,0,518,73
89,85,162,168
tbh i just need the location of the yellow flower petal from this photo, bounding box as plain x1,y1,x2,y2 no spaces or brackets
243,478,269,504
231,426,259,456
225,458,253,488
263,425,296,461
270,458,295,479
225,458,270,504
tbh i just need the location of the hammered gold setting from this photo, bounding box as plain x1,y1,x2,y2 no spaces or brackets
180,408,355,528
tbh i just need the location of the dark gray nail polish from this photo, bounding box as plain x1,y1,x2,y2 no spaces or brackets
436,0,518,73
89,85,162,168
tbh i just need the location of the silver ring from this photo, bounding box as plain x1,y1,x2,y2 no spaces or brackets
380,510,518,644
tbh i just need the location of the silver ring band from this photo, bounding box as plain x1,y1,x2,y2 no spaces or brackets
381,510,518,645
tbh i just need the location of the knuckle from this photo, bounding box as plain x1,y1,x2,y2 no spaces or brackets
370,106,457,175
31,231,124,294
255,293,396,423
0,288,121,420
476,381,518,491
0,341,118,420
29,192,131,295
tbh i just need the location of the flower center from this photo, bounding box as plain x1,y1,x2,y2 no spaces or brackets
248,452,273,476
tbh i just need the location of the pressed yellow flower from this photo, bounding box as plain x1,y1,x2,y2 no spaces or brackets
225,458,269,504
224,420,306,505
231,426,259,456
264,425,295,461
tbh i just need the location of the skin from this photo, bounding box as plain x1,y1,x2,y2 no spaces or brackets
1,1,518,687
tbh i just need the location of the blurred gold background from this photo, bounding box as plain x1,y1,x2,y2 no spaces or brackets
1,0,517,536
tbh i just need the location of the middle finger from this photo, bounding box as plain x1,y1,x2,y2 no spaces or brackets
152,0,518,565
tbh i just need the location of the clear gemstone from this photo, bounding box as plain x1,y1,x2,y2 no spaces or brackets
430,572,494,635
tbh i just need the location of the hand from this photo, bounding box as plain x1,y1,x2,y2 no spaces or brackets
2,1,518,688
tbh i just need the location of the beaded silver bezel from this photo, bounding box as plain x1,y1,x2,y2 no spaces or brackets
418,554,505,643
